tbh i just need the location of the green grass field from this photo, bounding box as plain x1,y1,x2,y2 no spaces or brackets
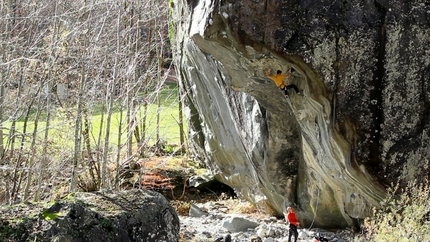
2,82,186,153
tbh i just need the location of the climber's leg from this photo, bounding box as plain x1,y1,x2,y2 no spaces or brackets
285,84,300,94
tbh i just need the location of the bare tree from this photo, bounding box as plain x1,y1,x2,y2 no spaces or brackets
100,2,123,189
0,0,11,159
1,0,181,203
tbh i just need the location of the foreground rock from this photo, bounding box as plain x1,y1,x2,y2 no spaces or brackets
173,0,430,228
0,189,180,242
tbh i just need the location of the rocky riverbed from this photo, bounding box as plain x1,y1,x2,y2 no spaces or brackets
178,199,358,242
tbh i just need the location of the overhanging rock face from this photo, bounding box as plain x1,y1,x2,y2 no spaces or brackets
173,0,430,228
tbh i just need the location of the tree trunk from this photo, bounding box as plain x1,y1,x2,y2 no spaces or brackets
115,98,124,190
0,0,7,157
70,69,85,192
34,80,52,202
14,75,38,202
23,85,43,200
137,4,155,157
155,13,162,147
178,84,185,154
34,0,59,201
101,4,122,189
101,82,114,188
83,109,99,182
9,60,24,203
0,82,4,159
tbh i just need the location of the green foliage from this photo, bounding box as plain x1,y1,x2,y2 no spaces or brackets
163,145,175,154
41,210,61,220
41,202,63,220
0,217,33,241
100,217,113,230
0,219,11,239
358,180,430,241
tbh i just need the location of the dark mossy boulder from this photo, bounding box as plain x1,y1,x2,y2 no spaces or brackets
0,189,180,242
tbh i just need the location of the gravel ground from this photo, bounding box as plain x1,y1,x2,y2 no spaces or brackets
178,199,358,242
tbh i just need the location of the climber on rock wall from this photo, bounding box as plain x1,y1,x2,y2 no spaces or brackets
266,68,301,97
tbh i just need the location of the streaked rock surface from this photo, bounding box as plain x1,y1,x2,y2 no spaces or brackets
173,0,430,228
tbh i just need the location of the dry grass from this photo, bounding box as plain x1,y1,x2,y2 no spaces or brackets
170,200,191,216
356,180,430,241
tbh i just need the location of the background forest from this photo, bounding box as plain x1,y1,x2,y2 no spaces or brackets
0,0,185,205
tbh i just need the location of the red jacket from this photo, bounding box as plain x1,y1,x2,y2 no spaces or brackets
287,212,299,226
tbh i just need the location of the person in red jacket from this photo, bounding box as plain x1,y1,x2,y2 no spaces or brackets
284,207,300,242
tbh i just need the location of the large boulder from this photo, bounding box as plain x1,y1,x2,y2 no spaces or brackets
172,0,430,228
0,189,180,242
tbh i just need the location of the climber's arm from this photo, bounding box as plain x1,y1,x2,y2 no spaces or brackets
282,71,291,79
